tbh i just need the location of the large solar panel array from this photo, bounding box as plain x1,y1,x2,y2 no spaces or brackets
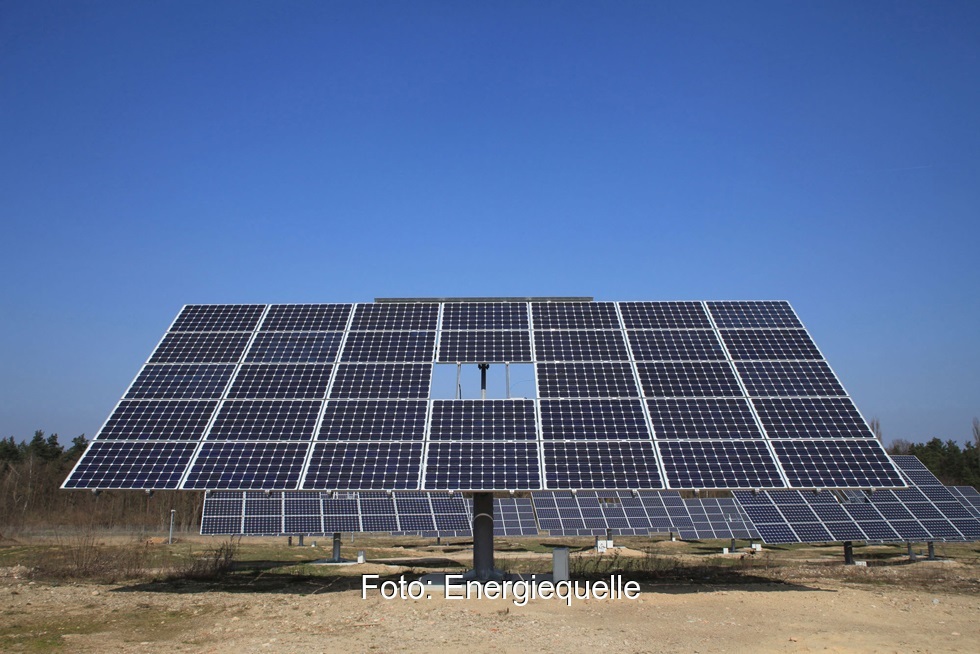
733,456,980,543
65,300,904,492
201,491,538,537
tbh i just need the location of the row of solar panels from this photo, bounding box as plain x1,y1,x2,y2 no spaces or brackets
201,457,980,544
63,301,903,493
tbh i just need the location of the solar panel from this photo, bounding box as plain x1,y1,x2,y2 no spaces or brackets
542,441,662,489
424,442,540,490
437,331,532,363
170,304,266,332
244,332,342,363
707,301,803,329
303,442,423,490
536,362,640,398
890,455,944,486
531,302,621,329
94,400,217,441
539,399,651,440
317,400,427,441
351,303,439,331
720,329,822,361
736,361,846,397
949,486,980,518
328,363,431,399
752,397,873,439
773,440,904,487
618,301,712,329
636,362,743,397
126,364,235,399
533,330,630,362
658,441,784,488
226,364,333,399
428,400,537,440
63,441,196,489
184,442,310,489
260,304,353,331
627,330,725,361
206,400,321,440
340,331,436,363
441,302,529,330
150,332,253,364
647,398,762,439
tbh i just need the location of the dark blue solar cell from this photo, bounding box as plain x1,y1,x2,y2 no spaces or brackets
752,397,872,438
437,331,532,363
540,399,651,440
285,515,323,534
788,523,833,542
658,441,783,488
736,361,846,397
183,441,310,489
150,332,252,363
536,362,640,398
328,364,431,399
429,400,538,441
245,332,343,363
95,400,218,441
721,329,822,361
755,523,799,543
618,302,711,329
341,331,436,363
243,516,281,535
543,441,662,489
351,303,439,330
62,441,196,489
302,442,422,490
126,364,234,399
636,362,743,398
227,364,334,399
424,441,540,490
260,304,353,331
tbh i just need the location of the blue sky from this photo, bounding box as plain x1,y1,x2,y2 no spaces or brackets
1,1,978,446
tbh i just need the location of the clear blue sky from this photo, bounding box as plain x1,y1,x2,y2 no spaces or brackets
2,1,978,447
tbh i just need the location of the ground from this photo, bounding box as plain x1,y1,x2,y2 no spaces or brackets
1,535,978,653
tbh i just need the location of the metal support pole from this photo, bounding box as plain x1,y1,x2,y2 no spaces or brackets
479,363,489,400
927,542,936,560
907,542,916,561
332,532,342,562
168,509,175,545
505,363,511,399
298,534,305,547
730,538,737,553
456,364,462,399
469,492,501,581
843,541,854,565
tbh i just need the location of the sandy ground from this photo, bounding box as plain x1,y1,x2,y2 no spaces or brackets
2,545,979,653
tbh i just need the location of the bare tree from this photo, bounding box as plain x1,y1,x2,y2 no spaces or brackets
869,416,883,442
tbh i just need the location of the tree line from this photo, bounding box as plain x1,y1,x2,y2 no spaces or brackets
0,431,203,536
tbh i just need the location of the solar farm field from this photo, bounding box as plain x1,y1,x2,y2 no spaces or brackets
2,533,979,653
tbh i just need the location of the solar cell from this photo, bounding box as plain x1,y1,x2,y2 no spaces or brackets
317,400,427,441
350,303,439,331
437,331,532,363
543,441,662,489
539,399,651,440
260,304,353,331
340,331,436,363
626,330,725,362
126,364,234,399
170,304,265,332
285,515,323,533
707,301,803,329
736,361,846,397
658,441,783,488
183,442,310,489
752,397,872,438
536,362,640,398
646,398,762,439
206,400,321,440
95,400,218,442
720,329,822,361
328,363,431,399
63,441,196,489
302,442,423,490
244,332,342,363
773,440,905,487
890,455,944,486
227,364,333,399
424,441,540,490
948,486,980,518
440,302,529,330
428,400,537,441
618,301,711,329
243,516,281,535
150,332,252,363
533,330,630,362
531,302,621,329
636,362,743,397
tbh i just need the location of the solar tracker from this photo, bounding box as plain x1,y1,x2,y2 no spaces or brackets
65,299,903,496
948,486,980,519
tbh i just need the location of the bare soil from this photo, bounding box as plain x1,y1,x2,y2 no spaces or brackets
2,536,979,653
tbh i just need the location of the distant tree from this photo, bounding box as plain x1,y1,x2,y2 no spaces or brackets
887,439,913,455
0,436,21,464
868,417,883,441
67,435,87,459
